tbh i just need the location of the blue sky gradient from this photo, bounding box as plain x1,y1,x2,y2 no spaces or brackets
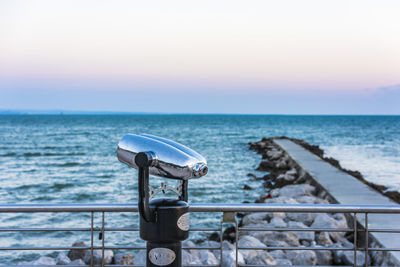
1,0,399,114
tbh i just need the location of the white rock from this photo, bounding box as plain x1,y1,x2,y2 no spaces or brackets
276,159,288,169
341,251,370,267
242,212,271,226
286,168,297,176
332,243,346,264
114,253,133,265
287,250,317,266
334,213,349,229
238,235,267,261
222,250,245,267
269,188,280,198
267,150,282,160
315,249,333,265
238,235,267,259
133,250,146,265
182,250,202,265
295,195,318,204
68,259,85,265
238,235,266,248
33,256,56,265
56,253,71,265
288,221,315,242
186,240,201,258
84,249,113,265
199,250,218,265
270,217,287,228
203,240,220,248
295,195,330,204
242,223,273,240
311,213,345,241
264,197,298,204
262,232,300,247
275,258,293,265
183,240,196,248
268,249,286,259
284,173,296,181
245,251,276,265
338,238,354,249
273,212,286,219
222,240,235,250
286,212,314,226
201,240,221,259
276,174,285,180
317,232,333,246
279,184,315,198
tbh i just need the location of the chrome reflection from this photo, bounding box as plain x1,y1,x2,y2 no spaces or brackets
117,134,208,180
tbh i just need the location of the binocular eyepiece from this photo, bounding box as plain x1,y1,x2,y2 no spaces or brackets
117,134,208,180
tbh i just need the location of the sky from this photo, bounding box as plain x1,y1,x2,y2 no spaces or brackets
0,0,400,114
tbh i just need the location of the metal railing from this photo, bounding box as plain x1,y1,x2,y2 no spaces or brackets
0,203,400,267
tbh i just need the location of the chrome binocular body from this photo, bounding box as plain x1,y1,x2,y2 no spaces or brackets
117,134,208,180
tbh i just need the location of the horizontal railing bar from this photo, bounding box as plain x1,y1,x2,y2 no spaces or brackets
0,203,138,212
0,246,223,251
189,228,221,231
19,266,222,267
0,227,218,232
190,203,400,213
2,265,368,267
5,246,398,252
4,226,396,233
105,227,139,231
367,247,400,251
1,203,400,213
238,246,354,251
240,265,355,267
0,246,147,251
2,226,397,234
0,227,93,232
16,266,138,267
183,247,221,250
366,228,400,233
239,227,354,232
241,266,350,267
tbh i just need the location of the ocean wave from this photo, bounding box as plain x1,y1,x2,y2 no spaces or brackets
43,152,86,156
23,152,41,157
0,152,17,157
54,162,90,167
49,183,75,190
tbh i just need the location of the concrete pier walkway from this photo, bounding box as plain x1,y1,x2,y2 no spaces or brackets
273,139,400,265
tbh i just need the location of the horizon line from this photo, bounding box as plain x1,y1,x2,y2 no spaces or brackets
0,109,399,116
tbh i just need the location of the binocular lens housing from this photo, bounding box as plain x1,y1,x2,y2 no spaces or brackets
117,134,207,180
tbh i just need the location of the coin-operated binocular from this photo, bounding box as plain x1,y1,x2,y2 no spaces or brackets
117,134,208,267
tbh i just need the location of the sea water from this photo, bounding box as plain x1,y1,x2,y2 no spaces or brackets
0,115,399,263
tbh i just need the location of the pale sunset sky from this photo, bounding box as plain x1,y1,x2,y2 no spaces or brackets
0,0,399,114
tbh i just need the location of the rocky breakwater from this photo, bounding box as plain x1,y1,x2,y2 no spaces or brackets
239,137,370,266
17,241,132,266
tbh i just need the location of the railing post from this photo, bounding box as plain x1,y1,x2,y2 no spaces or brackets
222,212,238,267
354,212,357,267
90,212,94,267
365,213,369,267
101,212,105,267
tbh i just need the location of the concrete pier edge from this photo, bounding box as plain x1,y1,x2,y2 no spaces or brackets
273,139,400,266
